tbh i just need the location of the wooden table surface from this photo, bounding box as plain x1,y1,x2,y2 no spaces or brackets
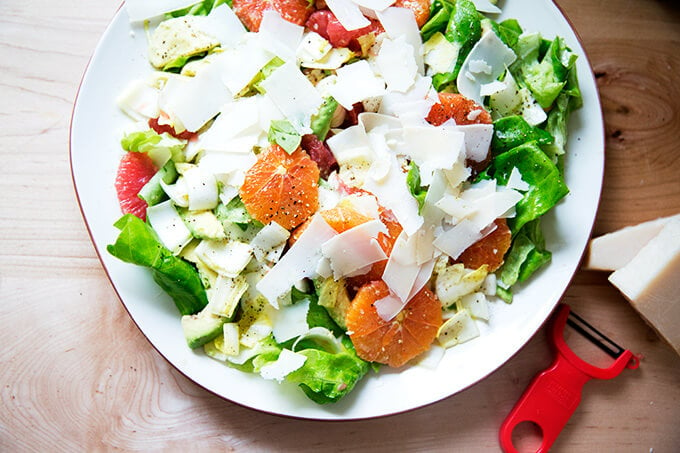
2,0,679,451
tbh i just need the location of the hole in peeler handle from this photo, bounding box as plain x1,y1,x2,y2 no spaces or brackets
510,420,544,453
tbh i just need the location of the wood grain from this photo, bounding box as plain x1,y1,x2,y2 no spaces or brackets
2,0,679,451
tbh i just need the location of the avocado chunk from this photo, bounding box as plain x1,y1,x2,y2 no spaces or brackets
317,278,351,330
181,310,226,349
178,208,227,240
139,160,178,207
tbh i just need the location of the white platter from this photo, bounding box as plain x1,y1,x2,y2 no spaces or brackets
70,0,604,420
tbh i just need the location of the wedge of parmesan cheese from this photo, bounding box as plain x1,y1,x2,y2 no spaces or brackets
608,218,680,355
585,214,680,271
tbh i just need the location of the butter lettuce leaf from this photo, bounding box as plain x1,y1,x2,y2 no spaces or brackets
286,336,370,404
445,0,482,80
107,214,208,315
499,218,552,290
492,116,554,155
421,0,455,42
268,119,301,154
310,97,338,141
488,141,569,233
121,129,186,163
541,64,583,164
513,35,578,109
427,0,480,90
406,163,428,212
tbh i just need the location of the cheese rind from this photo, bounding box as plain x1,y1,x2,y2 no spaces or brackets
608,218,680,355
585,214,680,271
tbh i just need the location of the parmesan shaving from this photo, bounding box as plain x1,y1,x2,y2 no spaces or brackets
257,215,337,307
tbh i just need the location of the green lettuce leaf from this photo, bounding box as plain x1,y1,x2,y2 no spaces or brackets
420,0,455,42
541,65,582,165
513,32,542,67
268,119,302,154
166,0,231,18
121,129,186,163
107,214,208,315
489,141,569,233
286,336,370,404
494,18,523,51
514,35,578,109
445,0,482,81
302,287,345,337
491,116,554,155
310,97,338,141
428,0,481,90
406,163,428,212
498,218,552,290
121,130,160,151
238,56,285,97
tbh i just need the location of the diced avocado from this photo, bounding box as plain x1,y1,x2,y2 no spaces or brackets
181,310,226,349
317,278,351,330
178,208,226,240
139,160,178,207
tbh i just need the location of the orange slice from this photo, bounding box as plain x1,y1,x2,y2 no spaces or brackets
289,203,374,244
455,218,512,272
426,92,493,126
345,206,402,293
239,144,320,230
346,281,443,367
426,92,494,174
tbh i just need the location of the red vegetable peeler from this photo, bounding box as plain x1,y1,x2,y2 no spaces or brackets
499,303,640,452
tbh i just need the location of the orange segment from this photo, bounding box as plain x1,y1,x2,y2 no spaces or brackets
455,218,512,272
346,281,443,367
239,144,320,230
289,203,374,244
345,206,403,293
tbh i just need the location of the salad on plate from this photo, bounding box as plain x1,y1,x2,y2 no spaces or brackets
108,0,582,404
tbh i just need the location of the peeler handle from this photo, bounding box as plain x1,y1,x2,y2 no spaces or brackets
499,304,639,452
499,354,591,453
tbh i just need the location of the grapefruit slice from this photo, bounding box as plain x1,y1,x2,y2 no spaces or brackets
346,281,443,367
232,0,314,32
239,144,320,230
114,152,157,221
